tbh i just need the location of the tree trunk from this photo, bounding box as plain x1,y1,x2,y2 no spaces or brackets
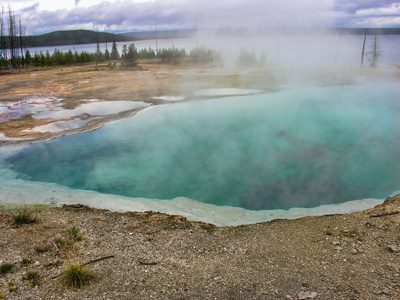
360,28,367,67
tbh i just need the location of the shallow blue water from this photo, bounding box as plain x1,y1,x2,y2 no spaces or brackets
6,85,400,210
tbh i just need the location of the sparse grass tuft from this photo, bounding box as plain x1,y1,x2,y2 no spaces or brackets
22,269,41,287
0,263,13,275
324,224,333,236
62,263,93,288
34,244,48,253
9,206,36,225
21,258,30,266
67,226,79,236
67,226,83,241
55,238,65,247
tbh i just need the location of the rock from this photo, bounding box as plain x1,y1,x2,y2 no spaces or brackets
298,291,318,299
34,261,40,266
350,248,358,254
334,246,343,252
387,244,400,253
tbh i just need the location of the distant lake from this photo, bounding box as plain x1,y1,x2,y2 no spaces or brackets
27,34,400,67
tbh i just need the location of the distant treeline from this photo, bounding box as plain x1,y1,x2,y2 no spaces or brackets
9,44,221,68
24,30,136,47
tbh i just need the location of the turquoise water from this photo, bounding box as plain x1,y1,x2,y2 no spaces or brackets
6,85,400,210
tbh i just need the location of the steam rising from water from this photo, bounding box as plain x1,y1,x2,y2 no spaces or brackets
4,84,400,212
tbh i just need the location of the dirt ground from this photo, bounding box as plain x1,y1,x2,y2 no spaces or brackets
0,195,399,299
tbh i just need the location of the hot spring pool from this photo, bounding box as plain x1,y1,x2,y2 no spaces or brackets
1,84,399,224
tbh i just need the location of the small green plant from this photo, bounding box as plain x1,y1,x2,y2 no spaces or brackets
21,258,30,266
22,269,41,287
67,226,82,241
0,263,13,274
0,289,4,298
67,226,79,235
9,206,36,225
62,263,93,288
55,238,65,247
7,282,15,293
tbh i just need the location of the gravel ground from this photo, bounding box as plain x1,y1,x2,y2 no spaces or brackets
0,194,399,299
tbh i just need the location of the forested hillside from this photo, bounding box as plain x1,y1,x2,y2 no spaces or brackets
25,30,136,47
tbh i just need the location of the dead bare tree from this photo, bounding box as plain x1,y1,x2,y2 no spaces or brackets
18,17,25,68
8,6,19,69
96,28,100,69
368,29,381,67
104,26,109,61
0,7,6,69
360,28,367,67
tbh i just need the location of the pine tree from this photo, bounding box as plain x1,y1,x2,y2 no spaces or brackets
104,48,110,61
121,44,127,66
110,35,119,60
126,43,138,67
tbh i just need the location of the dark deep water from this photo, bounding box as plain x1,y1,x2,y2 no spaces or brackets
6,85,400,210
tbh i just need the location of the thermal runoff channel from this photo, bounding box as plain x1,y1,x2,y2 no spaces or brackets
6,84,400,211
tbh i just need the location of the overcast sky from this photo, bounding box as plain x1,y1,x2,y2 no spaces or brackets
3,0,400,35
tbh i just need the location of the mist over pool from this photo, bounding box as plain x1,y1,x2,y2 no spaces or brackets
2,83,399,221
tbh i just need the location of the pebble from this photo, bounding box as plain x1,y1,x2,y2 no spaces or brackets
34,261,40,266
298,291,318,299
350,248,358,254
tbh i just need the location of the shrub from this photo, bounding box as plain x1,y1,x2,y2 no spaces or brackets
0,263,13,274
62,264,93,288
9,206,36,225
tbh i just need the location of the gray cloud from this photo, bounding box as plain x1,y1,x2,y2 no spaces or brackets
20,2,40,13
333,0,400,27
13,0,400,35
